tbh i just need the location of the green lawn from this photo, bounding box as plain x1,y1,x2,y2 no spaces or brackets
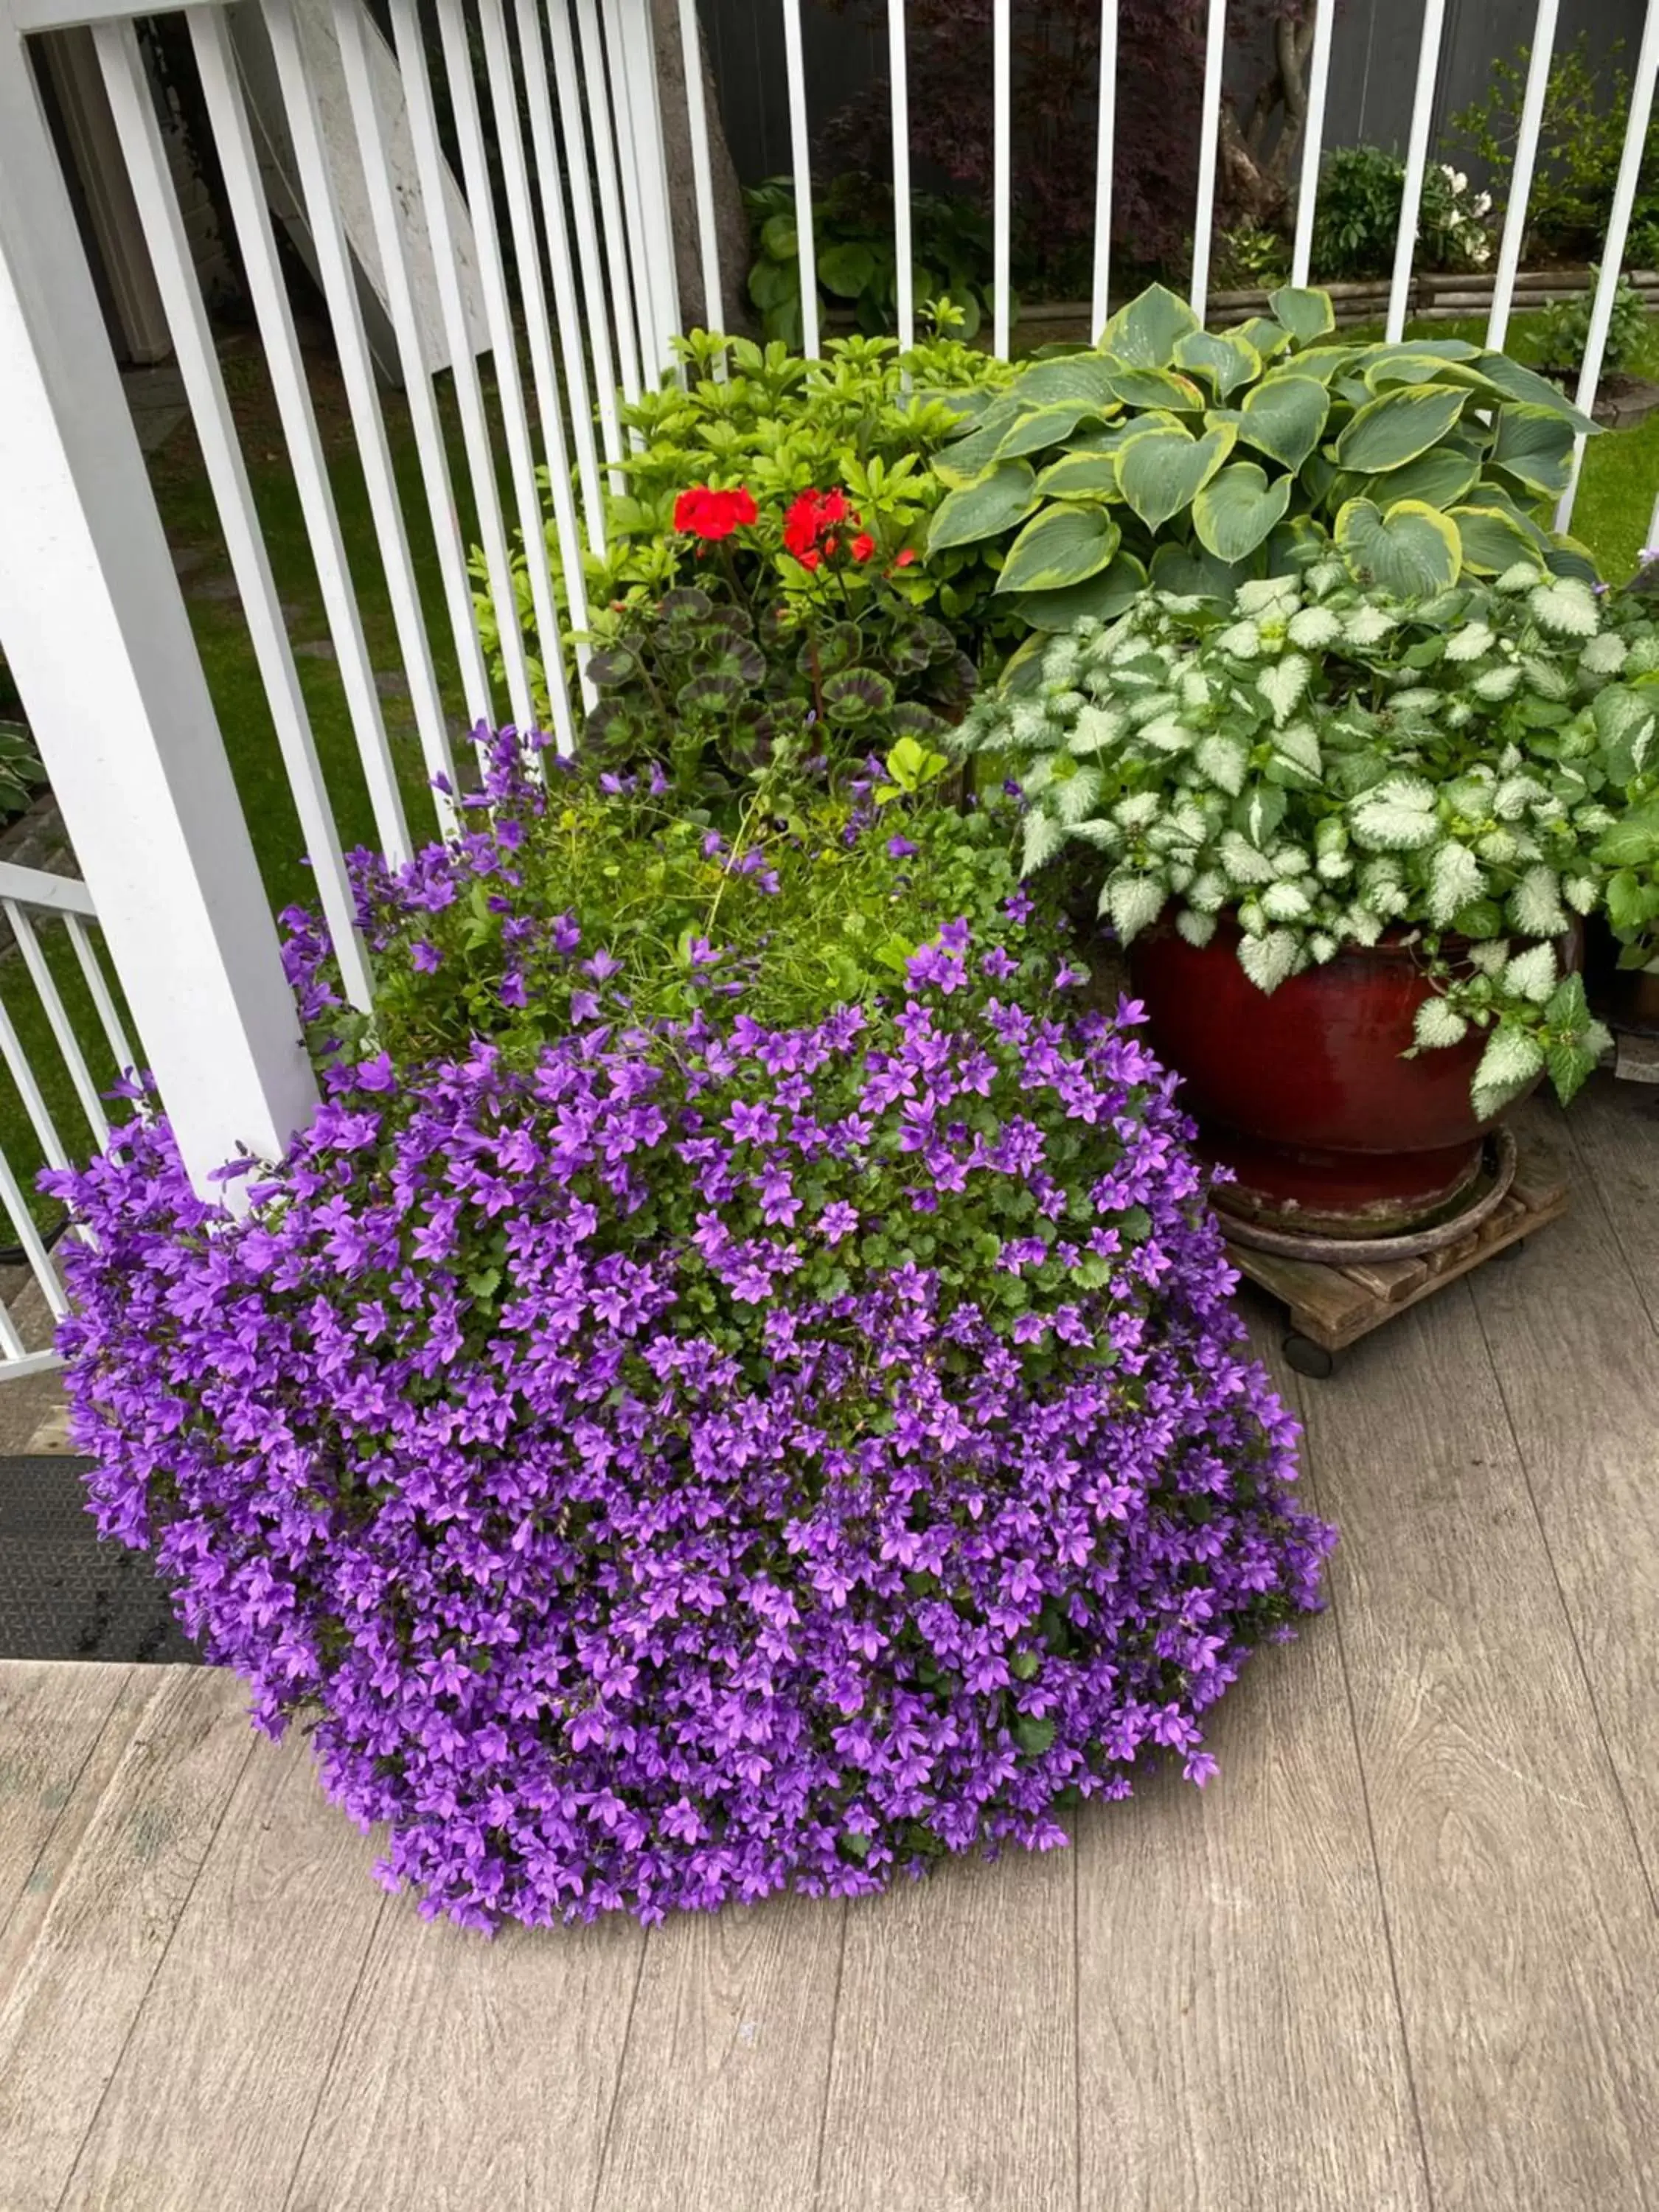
3,308,1658,1235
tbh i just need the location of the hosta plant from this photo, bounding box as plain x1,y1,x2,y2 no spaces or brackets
954,562,1659,1121
928,282,1598,640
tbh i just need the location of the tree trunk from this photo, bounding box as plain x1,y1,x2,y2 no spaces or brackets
649,0,754,335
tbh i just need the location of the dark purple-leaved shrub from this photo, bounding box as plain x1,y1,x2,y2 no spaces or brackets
49,746,1332,1933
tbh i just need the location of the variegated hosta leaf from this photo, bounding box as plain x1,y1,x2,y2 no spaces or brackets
1427,839,1484,926
1238,928,1301,992
1022,810,1067,874
1504,942,1558,1002
1527,577,1599,638
1509,863,1567,936
1414,995,1470,1048
1445,621,1495,662
1258,653,1312,726
1195,733,1248,796
1472,1023,1548,1121
1176,907,1218,947
1102,871,1166,940
1350,776,1440,852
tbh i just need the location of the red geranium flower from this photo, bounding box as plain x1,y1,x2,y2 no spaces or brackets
673,485,758,540
851,532,876,563
784,487,864,568
783,490,824,559
894,547,917,568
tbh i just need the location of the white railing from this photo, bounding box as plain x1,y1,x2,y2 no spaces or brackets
0,860,134,1380
0,0,1655,1233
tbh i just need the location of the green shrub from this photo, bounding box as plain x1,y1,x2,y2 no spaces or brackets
1537,269,1650,377
1311,147,1492,282
745,173,995,347
476,321,1016,720
952,560,1659,1119
925,281,1597,643
1450,32,1644,262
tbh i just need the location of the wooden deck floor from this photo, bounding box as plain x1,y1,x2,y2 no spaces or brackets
1,1080,1658,2212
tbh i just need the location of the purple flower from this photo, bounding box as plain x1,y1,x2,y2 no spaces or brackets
886,835,919,859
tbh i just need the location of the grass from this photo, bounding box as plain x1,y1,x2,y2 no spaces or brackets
3,305,1658,1236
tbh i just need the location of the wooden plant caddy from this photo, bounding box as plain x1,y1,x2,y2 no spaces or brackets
1225,1131,1568,1379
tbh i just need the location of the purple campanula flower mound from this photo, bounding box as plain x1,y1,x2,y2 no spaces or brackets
47,751,1333,1933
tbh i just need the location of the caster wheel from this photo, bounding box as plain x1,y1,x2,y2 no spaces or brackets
1283,1332,1336,1380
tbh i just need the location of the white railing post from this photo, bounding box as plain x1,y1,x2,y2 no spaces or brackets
1091,0,1119,341
992,0,1010,358
1290,0,1335,289
1388,0,1447,344
1486,0,1559,352
1189,0,1228,321
0,12,316,1194
781,0,818,358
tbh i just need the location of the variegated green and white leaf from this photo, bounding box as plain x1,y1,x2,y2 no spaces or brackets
1022,810,1067,874
1504,942,1558,1001
1287,605,1343,650
1472,663,1523,702
1218,830,1279,885
1509,863,1567,936
1340,603,1397,649
1066,817,1123,851
1564,873,1600,914
1054,765,1104,824
1258,653,1312,726
1351,776,1440,852
1427,839,1484,926
1414,995,1470,1048
1196,732,1248,796
1272,722,1323,776
1445,621,1495,662
1472,1023,1547,1121
1579,630,1627,677
1103,872,1166,940
1527,576,1599,638
1238,928,1301,992
1176,907,1219,947
1114,790,1163,830
1261,879,1313,922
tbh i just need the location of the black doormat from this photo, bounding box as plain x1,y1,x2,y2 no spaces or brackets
0,1457,202,1663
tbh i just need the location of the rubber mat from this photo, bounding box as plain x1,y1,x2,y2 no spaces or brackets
0,1458,201,1663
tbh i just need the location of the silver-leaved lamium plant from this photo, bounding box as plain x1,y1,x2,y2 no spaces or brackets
954,560,1659,1119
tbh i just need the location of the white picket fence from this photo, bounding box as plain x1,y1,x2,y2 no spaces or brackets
0,0,1657,1378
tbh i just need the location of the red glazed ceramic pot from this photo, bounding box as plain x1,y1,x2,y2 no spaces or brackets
1128,917,1548,1238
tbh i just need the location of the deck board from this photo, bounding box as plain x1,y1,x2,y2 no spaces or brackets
1467,1097,1659,1899
1074,1324,1430,2212
0,1667,254,2212
56,1720,385,2212
594,1893,846,2212
1298,1286,1659,2212
818,1837,1077,2212
284,1879,645,2212
0,1077,1655,2210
